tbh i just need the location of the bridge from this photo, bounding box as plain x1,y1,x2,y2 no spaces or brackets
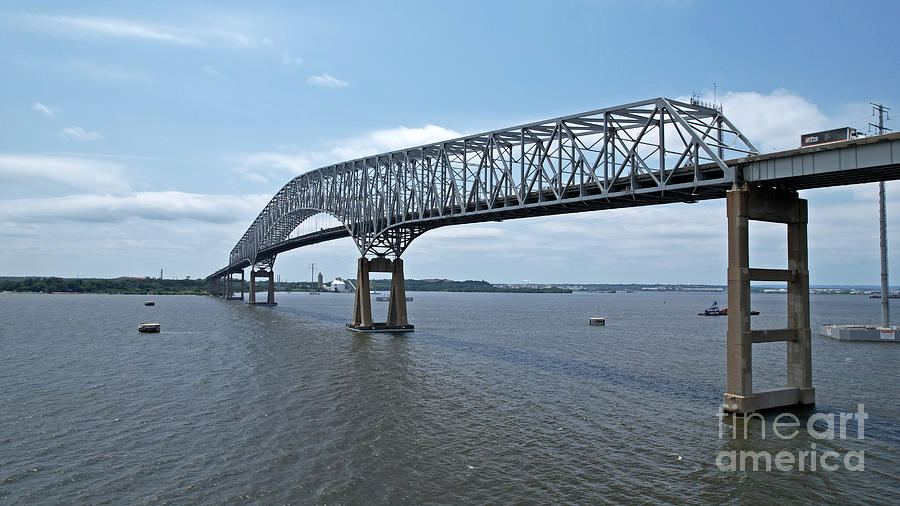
206,97,900,414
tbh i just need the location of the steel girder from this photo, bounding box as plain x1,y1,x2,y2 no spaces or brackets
221,97,758,272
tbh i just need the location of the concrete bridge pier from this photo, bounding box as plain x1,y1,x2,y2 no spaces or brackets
724,184,814,414
224,271,244,300
248,262,277,306
347,256,413,332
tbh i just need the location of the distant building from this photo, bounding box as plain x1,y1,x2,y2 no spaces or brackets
317,272,324,290
330,278,346,292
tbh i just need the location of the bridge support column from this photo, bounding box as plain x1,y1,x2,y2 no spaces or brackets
248,261,277,306
352,257,373,328
387,258,409,327
723,184,814,414
347,256,413,332
224,272,244,300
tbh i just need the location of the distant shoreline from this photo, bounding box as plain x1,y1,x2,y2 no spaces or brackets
1,277,892,296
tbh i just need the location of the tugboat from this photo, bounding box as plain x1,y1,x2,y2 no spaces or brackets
698,301,759,316
699,301,727,316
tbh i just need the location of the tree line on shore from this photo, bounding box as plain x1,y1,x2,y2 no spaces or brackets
0,277,570,294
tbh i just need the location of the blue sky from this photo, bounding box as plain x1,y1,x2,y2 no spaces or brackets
1,0,899,284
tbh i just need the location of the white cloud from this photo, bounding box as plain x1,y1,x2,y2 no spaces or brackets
32,101,58,117
204,65,220,77
0,191,270,224
59,126,103,142
0,154,128,194
282,51,303,66
307,73,349,88
332,124,461,160
38,15,199,44
232,124,461,185
680,89,828,152
29,14,269,48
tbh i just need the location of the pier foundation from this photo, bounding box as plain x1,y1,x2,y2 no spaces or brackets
347,256,413,332
724,184,814,414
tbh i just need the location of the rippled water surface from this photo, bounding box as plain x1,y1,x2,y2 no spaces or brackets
1,291,898,503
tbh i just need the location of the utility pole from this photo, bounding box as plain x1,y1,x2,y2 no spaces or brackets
870,103,893,327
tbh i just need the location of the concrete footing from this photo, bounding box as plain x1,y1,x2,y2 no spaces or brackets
724,185,814,414
345,322,415,333
347,256,413,332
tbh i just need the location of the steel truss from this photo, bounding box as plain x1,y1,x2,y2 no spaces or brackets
222,97,758,271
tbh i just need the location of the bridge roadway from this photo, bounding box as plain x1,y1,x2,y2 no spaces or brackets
205,97,900,415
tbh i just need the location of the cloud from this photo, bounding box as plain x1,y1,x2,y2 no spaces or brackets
37,15,199,44
28,14,269,48
679,89,828,152
282,51,303,66
0,154,128,194
59,126,103,142
331,124,461,160
204,65,220,77
307,73,349,88
232,124,461,184
0,191,270,224
32,102,58,117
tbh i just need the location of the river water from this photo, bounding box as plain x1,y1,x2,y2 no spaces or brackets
1,291,898,503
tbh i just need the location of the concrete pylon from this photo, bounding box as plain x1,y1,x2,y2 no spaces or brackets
348,256,413,332
387,258,408,326
723,184,814,414
248,271,256,304
352,257,373,327
240,270,245,300
248,267,277,306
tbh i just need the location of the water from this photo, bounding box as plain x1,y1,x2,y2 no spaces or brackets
1,291,898,503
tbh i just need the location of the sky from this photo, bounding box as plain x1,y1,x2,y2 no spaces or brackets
1,0,899,285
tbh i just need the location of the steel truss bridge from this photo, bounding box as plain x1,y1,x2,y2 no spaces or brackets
206,97,900,414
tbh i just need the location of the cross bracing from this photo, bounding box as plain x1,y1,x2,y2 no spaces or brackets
223,97,759,271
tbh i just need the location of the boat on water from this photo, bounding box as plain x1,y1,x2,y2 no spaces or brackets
698,301,759,316
589,317,606,326
375,296,414,302
144,301,156,306
138,322,160,333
